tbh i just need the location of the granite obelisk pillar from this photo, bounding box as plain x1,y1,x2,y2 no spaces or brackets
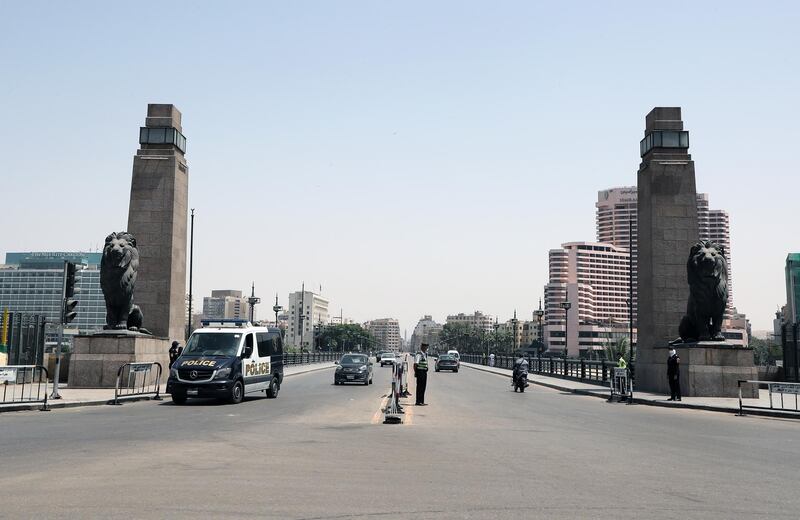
635,107,698,393
127,104,188,341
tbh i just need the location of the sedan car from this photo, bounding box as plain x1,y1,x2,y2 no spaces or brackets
435,354,459,372
380,351,397,367
334,354,373,385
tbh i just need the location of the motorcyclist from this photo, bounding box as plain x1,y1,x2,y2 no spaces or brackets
512,352,529,391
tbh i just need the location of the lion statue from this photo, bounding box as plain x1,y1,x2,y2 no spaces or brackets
676,240,728,343
100,232,149,334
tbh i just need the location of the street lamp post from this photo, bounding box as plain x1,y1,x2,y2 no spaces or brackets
560,301,572,359
534,299,545,356
273,294,282,330
510,310,519,354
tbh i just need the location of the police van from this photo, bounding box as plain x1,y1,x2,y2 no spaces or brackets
168,320,284,405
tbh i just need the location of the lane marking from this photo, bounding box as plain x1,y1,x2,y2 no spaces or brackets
372,396,389,424
404,404,414,426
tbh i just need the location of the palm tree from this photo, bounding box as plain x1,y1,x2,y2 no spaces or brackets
603,336,630,362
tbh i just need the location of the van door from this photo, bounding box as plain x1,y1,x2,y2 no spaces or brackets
242,332,268,393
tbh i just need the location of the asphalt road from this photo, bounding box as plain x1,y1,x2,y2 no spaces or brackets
2,359,799,519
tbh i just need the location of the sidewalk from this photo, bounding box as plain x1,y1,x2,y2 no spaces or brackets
462,362,800,420
0,362,336,413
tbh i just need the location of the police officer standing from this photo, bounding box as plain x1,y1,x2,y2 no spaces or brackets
169,340,183,368
414,343,429,406
667,348,681,401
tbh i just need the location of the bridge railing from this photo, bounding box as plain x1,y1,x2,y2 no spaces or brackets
461,354,615,387
284,352,339,366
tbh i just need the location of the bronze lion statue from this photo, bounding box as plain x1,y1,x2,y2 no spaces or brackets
100,232,149,334
676,240,728,343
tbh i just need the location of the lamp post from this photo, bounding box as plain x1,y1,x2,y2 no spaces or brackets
510,310,519,353
273,294,282,330
534,299,545,356
247,282,260,324
187,208,195,339
560,301,572,359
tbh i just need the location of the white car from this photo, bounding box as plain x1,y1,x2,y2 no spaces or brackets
380,352,397,366
447,349,460,361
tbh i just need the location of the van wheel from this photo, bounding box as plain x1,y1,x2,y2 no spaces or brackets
266,379,279,398
228,381,244,404
172,392,187,405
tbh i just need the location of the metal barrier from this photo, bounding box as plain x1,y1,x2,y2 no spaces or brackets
738,380,800,416
0,365,50,411
609,367,633,403
383,355,406,424
461,353,618,387
112,362,163,405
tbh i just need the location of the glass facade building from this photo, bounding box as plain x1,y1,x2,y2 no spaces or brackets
0,252,106,334
787,253,800,324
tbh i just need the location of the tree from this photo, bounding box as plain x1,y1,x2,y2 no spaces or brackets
316,324,375,352
603,336,631,363
750,337,782,366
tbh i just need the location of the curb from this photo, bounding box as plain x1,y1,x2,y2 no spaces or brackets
0,395,155,413
1,363,336,414
463,363,800,420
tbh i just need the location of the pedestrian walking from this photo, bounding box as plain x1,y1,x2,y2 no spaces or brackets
667,348,681,401
414,343,429,406
489,353,495,367
169,340,183,368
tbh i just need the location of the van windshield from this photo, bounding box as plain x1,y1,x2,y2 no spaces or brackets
183,333,241,357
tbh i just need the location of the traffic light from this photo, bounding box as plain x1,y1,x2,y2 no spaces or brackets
62,262,79,324
64,262,77,298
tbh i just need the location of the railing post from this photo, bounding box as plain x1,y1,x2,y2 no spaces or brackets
153,362,163,400
580,359,586,380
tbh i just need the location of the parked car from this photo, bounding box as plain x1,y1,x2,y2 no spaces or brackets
435,354,459,372
380,351,397,367
334,353,373,385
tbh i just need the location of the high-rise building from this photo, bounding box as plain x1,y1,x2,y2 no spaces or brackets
286,290,329,349
787,254,800,324
410,315,443,351
597,187,735,324
0,252,106,336
202,290,249,321
366,318,401,351
446,311,495,332
543,242,633,356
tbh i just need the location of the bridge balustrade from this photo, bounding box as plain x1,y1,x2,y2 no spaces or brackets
461,353,618,387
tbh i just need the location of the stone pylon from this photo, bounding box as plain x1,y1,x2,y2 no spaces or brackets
126,104,189,341
635,107,698,393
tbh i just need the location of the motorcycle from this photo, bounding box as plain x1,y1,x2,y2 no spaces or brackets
512,360,529,393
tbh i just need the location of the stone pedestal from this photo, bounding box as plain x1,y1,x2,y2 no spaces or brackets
636,342,758,398
68,333,170,388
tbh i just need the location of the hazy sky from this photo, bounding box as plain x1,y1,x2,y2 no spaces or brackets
1,1,798,336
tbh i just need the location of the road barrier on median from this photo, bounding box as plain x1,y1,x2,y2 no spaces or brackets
384,357,405,424
738,380,800,416
609,367,633,403
112,362,163,405
0,365,50,411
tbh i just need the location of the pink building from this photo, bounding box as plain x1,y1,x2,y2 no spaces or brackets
544,242,633,357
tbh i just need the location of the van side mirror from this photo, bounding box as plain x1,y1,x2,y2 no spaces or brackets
242,345,253,358
334,361,339,365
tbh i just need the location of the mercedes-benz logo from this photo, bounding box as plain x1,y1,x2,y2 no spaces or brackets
190,370,198,380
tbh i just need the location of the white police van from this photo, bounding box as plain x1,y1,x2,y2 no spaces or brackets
167,320,284,405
